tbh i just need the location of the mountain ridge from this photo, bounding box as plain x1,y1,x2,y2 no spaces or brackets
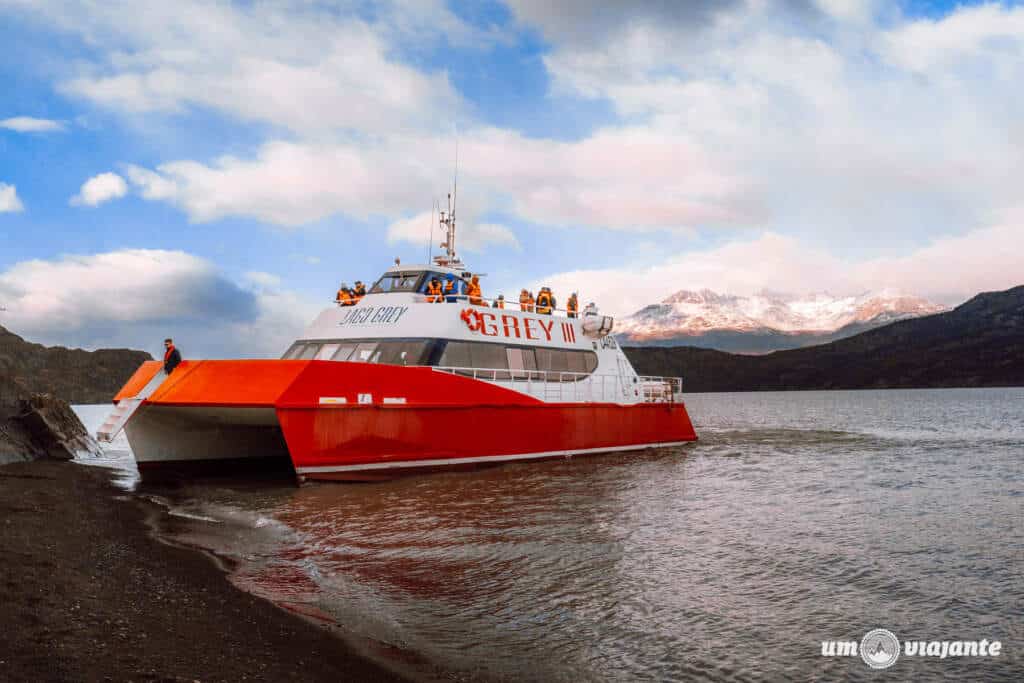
617,288,948,353
623,285,1024,391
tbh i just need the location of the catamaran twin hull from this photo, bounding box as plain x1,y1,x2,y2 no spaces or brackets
110,359,698,481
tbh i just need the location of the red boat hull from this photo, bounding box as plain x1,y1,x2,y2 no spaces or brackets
279,402,696,480
116,360,697,481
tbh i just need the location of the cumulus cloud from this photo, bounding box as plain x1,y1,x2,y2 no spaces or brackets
5,0,466,136
0,116,66,132
0,183,24,213
507,0,743,48
0,249,319,357
121,125,751,232
537,214,1024,317
71,172,128,207
387,210,520,254
529,1,1024,244
4,0,1021,301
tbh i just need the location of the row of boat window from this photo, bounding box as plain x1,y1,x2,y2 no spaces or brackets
281,338,599,380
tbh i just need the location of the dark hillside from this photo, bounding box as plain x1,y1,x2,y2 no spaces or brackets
0,325,152,404
624,285,1024,391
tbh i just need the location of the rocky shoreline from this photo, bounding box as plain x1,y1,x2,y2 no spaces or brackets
0,460,408,682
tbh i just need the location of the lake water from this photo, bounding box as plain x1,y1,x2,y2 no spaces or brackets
74,388,1024,681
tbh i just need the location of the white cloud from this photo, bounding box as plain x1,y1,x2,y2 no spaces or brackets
0,249,320,357
121,125,751,233
0,183,24,213
537,215,1024,317
0,116,66,132
526,1,1024,245
244,271,282,289
3,0,1021,314
882,4,1024,73
70,172,128,207
386,210,520,254
5,0,465,136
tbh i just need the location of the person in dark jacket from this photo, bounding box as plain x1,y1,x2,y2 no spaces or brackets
163,338,182,374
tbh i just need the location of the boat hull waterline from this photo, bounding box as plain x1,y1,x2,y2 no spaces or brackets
112,359,697,481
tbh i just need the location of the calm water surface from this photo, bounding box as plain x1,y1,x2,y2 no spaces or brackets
75,389,1024,681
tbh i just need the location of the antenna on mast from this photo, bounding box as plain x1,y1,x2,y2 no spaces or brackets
431,132,464,269
426,199,436,264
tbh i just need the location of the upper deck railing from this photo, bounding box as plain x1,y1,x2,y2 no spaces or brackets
335,293,589,319
431,366,682,404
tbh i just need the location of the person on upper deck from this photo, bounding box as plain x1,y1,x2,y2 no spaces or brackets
536,287,553,315
353,281,366,302
444,273,459,303
467,275,484,306
519,289,530,312
567,292,578,318
336,283,354,306
163,338,181,375
426,276,444,303
584,301,598,317
494,294,505,309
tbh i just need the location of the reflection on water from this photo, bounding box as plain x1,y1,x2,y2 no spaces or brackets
76,389,1024,681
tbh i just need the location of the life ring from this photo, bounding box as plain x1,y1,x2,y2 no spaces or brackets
460,307,484,332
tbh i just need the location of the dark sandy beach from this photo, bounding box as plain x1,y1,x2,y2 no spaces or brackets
0,460,407,682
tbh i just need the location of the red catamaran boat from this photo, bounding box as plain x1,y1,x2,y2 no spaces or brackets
99,205,697,481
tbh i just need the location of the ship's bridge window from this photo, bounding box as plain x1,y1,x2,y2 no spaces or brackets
282,338,598,380
370,271,426,293
439,341,597,381
283,338,434,366
282,342,320,360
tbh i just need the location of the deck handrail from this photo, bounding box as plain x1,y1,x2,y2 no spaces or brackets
335,293,591,319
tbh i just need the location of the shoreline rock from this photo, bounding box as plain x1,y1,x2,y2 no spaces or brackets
1,375,100,465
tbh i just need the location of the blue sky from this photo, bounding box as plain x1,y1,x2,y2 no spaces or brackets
1,0,1022,357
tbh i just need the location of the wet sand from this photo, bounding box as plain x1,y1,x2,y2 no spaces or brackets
0,461,407,682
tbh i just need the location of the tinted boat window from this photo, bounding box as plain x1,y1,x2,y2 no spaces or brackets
281,343,304,360
372,340,429,366
566,349,586,373
470,343,510,379
297,344,320,360
331,343,359,361
315,343,339,361
439,341,472,368
351,342,378,362
370,272,425,293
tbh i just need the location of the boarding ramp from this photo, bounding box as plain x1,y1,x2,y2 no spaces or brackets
97,368,168,442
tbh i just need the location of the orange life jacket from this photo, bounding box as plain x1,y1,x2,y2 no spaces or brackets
519,293,530,311
337,289,353,306
353,284,366,301
494,298,505,309
567,295,578,317
426,281,443,302
536,291,552,314
467,282,483,305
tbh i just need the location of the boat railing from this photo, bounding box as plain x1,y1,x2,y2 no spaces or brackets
334,292,592,319
417,294,587,319
431,366,682,404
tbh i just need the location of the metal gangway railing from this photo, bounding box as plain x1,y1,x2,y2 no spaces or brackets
431,366,682,404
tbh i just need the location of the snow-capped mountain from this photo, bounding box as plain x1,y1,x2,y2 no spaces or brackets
617,289,948,353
